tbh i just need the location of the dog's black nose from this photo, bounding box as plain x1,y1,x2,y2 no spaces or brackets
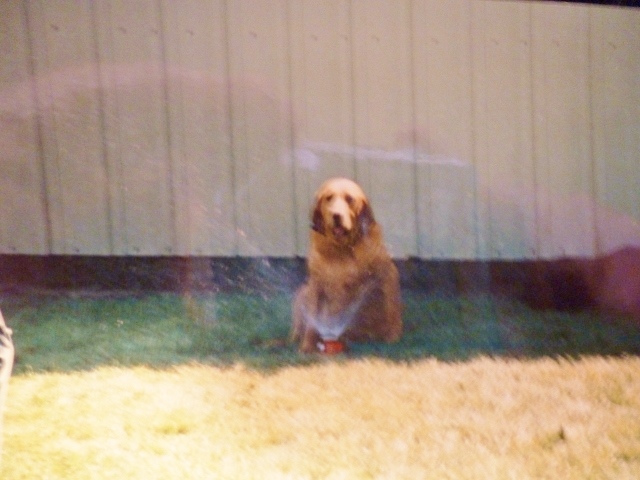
332,214,342,226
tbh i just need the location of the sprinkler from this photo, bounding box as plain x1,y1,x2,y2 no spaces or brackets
317,338,345,355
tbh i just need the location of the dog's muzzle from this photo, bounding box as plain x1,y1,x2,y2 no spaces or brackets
331,214,349,240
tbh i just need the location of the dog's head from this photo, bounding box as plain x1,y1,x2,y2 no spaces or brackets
311,177,375,245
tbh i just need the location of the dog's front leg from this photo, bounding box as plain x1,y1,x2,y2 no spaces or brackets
300,325,321,353
292,283,322,353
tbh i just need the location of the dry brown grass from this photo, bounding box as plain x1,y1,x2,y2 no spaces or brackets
3,356,640,479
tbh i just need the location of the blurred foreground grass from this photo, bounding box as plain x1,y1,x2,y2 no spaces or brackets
5,356,640,479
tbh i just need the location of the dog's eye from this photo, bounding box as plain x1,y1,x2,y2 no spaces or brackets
344,194,353,205
325,194,334,202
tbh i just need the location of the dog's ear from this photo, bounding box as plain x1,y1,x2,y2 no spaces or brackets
311,199,325,234
357,201,376,236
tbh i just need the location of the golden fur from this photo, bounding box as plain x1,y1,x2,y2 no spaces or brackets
291,177,402,353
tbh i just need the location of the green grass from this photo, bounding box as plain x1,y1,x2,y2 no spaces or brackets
4,291,639,374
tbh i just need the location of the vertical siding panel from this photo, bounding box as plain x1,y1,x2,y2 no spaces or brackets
26,0,111,255
95,0,175,255
352,0,416,257
226,0,295,256
470,2,490,259
590,7,640,253
290,0,355,256
161,0,236,256
473,1,536,259
532,3,595,258
413,0,476,259
0,1,48,254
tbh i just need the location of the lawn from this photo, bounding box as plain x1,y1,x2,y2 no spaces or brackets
2,292,640,478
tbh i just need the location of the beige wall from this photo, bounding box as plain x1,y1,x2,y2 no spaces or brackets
1,0,639,259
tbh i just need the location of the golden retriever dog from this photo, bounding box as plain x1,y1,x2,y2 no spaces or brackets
291,177,402,353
